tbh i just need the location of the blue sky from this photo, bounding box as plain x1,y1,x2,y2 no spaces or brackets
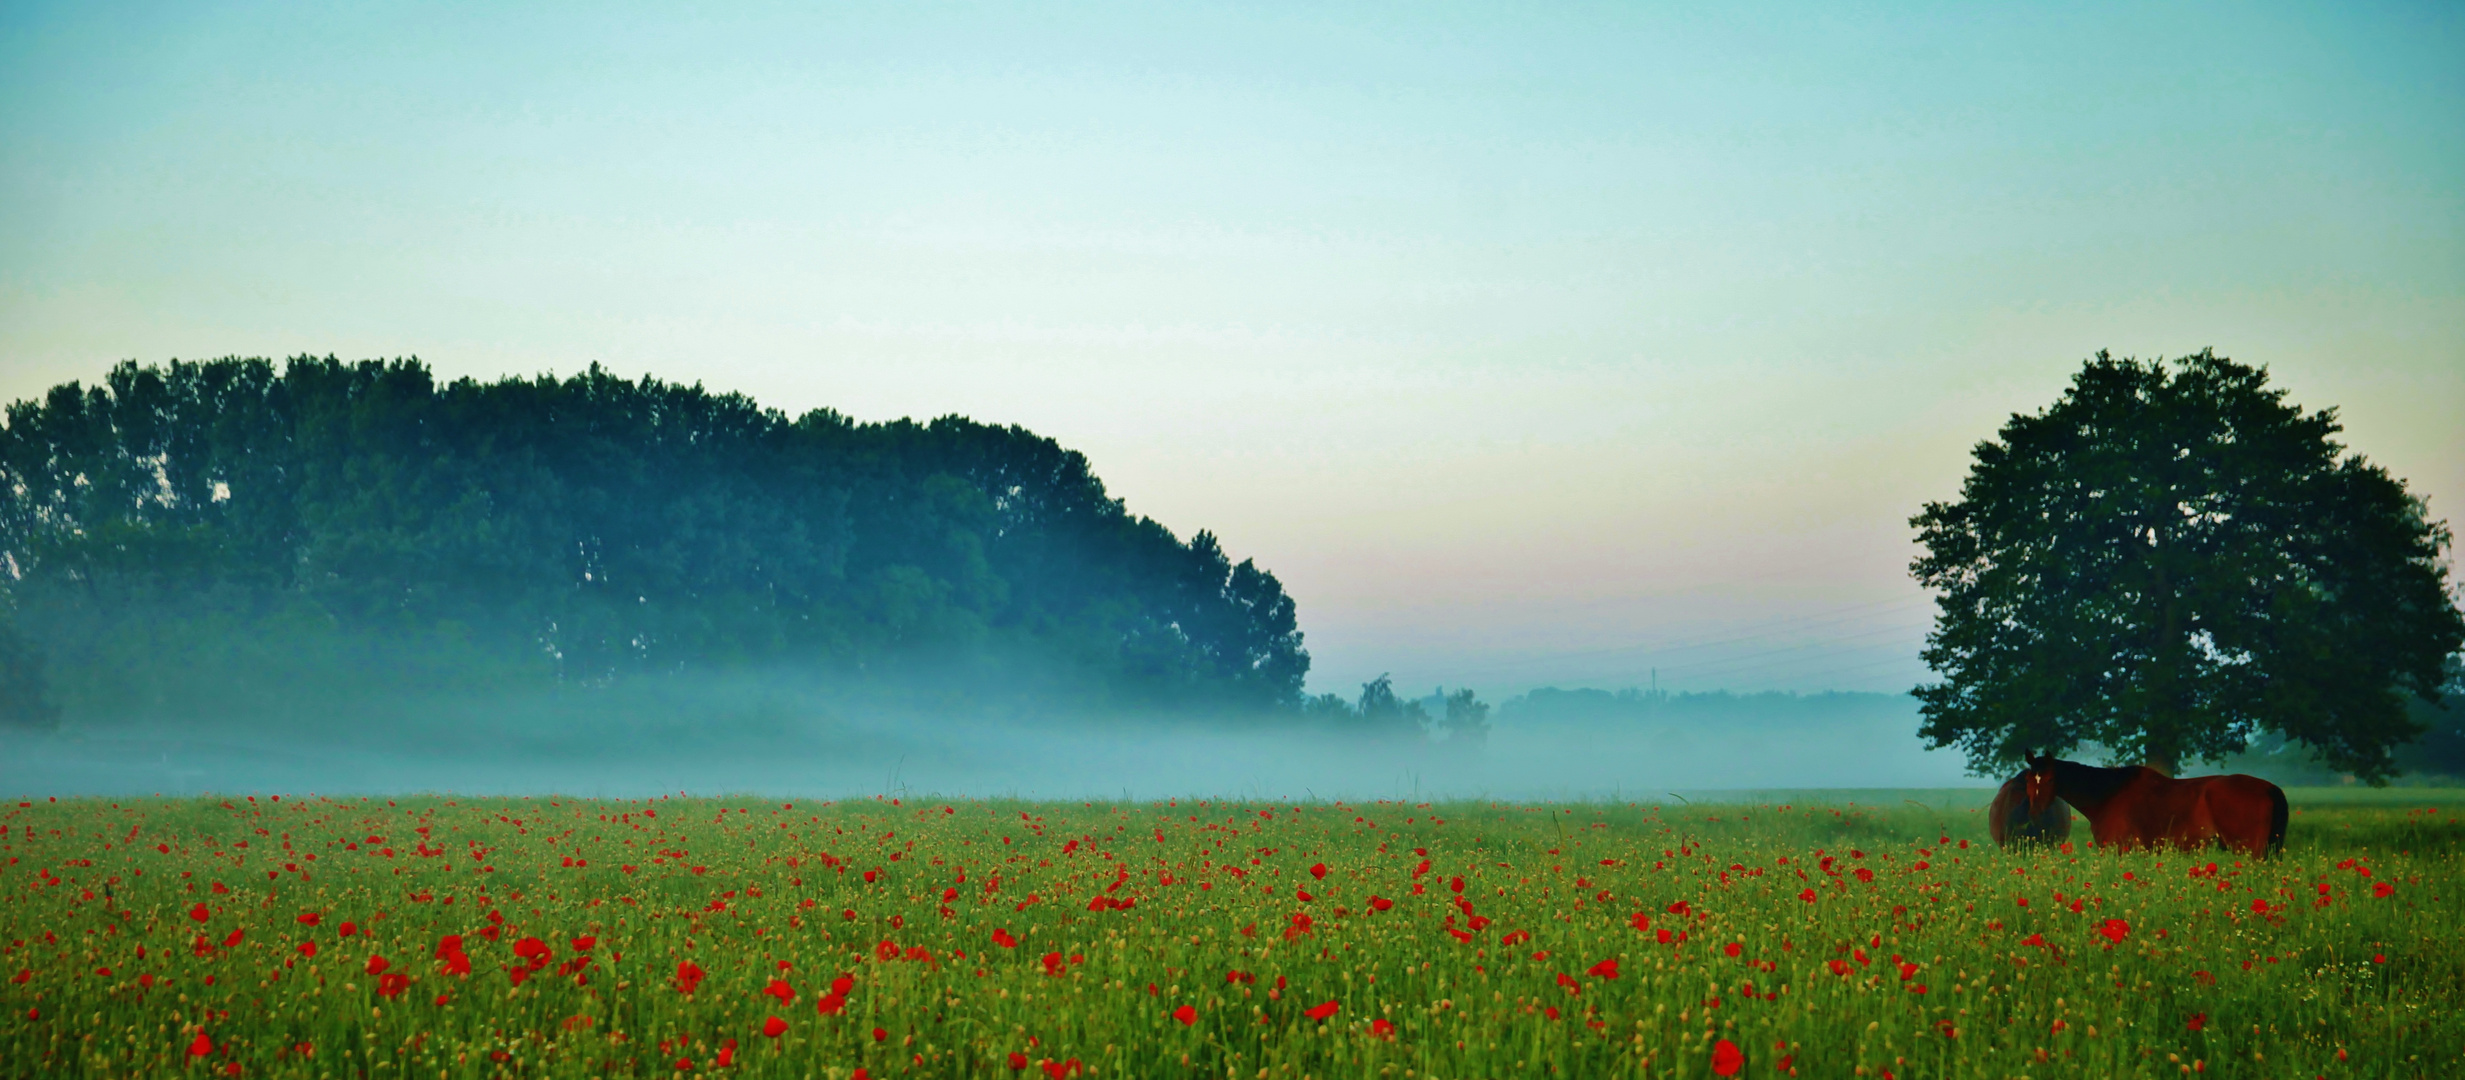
3,1,2458,699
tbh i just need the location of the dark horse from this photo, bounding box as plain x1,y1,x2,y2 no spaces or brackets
1987,771,2072,847
2022,755,2288,857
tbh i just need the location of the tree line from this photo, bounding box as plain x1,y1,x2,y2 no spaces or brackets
0,357,1316,728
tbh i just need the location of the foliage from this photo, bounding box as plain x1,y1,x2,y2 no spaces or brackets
1910,351,2465,782
0,357,1311,725
2,792,2458,1078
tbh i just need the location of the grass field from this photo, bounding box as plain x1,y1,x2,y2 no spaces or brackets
3,789,2459,1079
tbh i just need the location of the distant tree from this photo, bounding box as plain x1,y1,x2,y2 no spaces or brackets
1910,351,2464,782
1441,688,1491,750
1352,674,1429,741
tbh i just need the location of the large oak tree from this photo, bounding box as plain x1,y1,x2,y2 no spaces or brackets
1910,351,2462,782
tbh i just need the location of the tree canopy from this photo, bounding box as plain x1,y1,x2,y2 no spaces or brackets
1910,350,2463,783
0,357,1310,727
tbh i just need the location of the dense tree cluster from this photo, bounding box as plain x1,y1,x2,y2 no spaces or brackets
0,357,1309,727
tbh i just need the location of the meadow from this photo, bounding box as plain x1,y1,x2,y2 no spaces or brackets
3,788,2459,1079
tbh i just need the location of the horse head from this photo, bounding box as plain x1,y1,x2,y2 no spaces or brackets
2022,753,2058,817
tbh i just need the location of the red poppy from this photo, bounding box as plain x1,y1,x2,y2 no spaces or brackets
296,941,317,958
1370,1017,1395,1039
2373,881,2395,899
1588,958,1620,979
764,1015,788,1038
2186,1012,2206,1032
187,1032,213,1057
1711,1038,1744,1077
434,935,463,960
1722,942,1742,958
338,922,357,938
816,991,848,1015
1007,1052,1028,1070
376,973,410,997
1172,1004,1196,1025
1798,888,1817,903
1041,952,1066,977
1367,896,1393,912
365,956,389,976
674,960,706,995
571,936,596,952
831,974,855,995
1309,863,1328,880
1898,961,1920,981
872,1026,888,1042
188,904,210,924
993,929,1019,949
296,913,321,926
222,928,244,948
1827,959,1852,976
2098,919,2129,944
1304,1000,1339,1021
763,978,794,1003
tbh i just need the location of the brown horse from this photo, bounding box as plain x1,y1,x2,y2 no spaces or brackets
1987,772,2072,847
2022,755,2287,857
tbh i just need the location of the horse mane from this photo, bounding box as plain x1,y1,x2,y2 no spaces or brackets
2046,758,2137,814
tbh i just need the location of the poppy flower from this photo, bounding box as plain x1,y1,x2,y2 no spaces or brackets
187,1032,213,1057
831,974,855,996
296,941,317,958
1309,863,1328,880
1711,1038,1744,1077
338,922,357,938
2098,919,2129,944
1370,1017,1395,1039
2186,1012,2206,1032
434,935,463,960
2373,881,2395,899
1799,888,1817,903
1367,896,1393,912
816,991,848,1015
1722,942,1742,958
1041,952,1066,977
993,929,1019,949
296,913,321,926
763,978,794,1003
674,960,706,995
1007,1052,1028,1070
872,1027,888,1042
571,936,596,952
365,956,390,977
222,928,244,948
763,1015,788,1038
188,904,210,924
1898,961,1920,981
1172,1004,1196,1025
1304,1000,1339,1021
376,973,410,997
1588,958,1620,979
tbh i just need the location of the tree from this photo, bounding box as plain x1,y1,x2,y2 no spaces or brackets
1440,687,1491,750
1910,351,2464,783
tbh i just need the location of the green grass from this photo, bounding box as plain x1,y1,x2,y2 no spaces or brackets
2,789,2458,1078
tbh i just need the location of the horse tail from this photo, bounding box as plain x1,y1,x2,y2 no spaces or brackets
2266,783,2289,856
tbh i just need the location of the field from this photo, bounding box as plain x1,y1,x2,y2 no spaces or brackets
3,790,2460,1079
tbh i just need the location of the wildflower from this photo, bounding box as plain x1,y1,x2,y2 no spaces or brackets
1711,1038,1745,1077
1305,1000,1340,1021
296,941,317,958
674,960,706,995
376,973,410,997
993,929,1019,949
1370,1017,1395,1039
1172,1004,1196,1025
1367,896,1393,912
763,978,794,1004
296,913,321,926
188,904,210,924
365,956,390,976
764,1015,788,1038
1042,952,1066,977
1799,888,1817,903
2098,919,2129,944
872,1027,888,1042
2187,1012,2206,1032
1722,942,1742,958
2373,881,2395,899
1588,958,1621,979
1310,863,1328,879
1008,1052,1028,1070
188,1032,213,1057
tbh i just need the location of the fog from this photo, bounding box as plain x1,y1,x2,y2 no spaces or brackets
0,674,1978,801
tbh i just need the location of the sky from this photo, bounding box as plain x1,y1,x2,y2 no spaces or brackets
3,0,2459,702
